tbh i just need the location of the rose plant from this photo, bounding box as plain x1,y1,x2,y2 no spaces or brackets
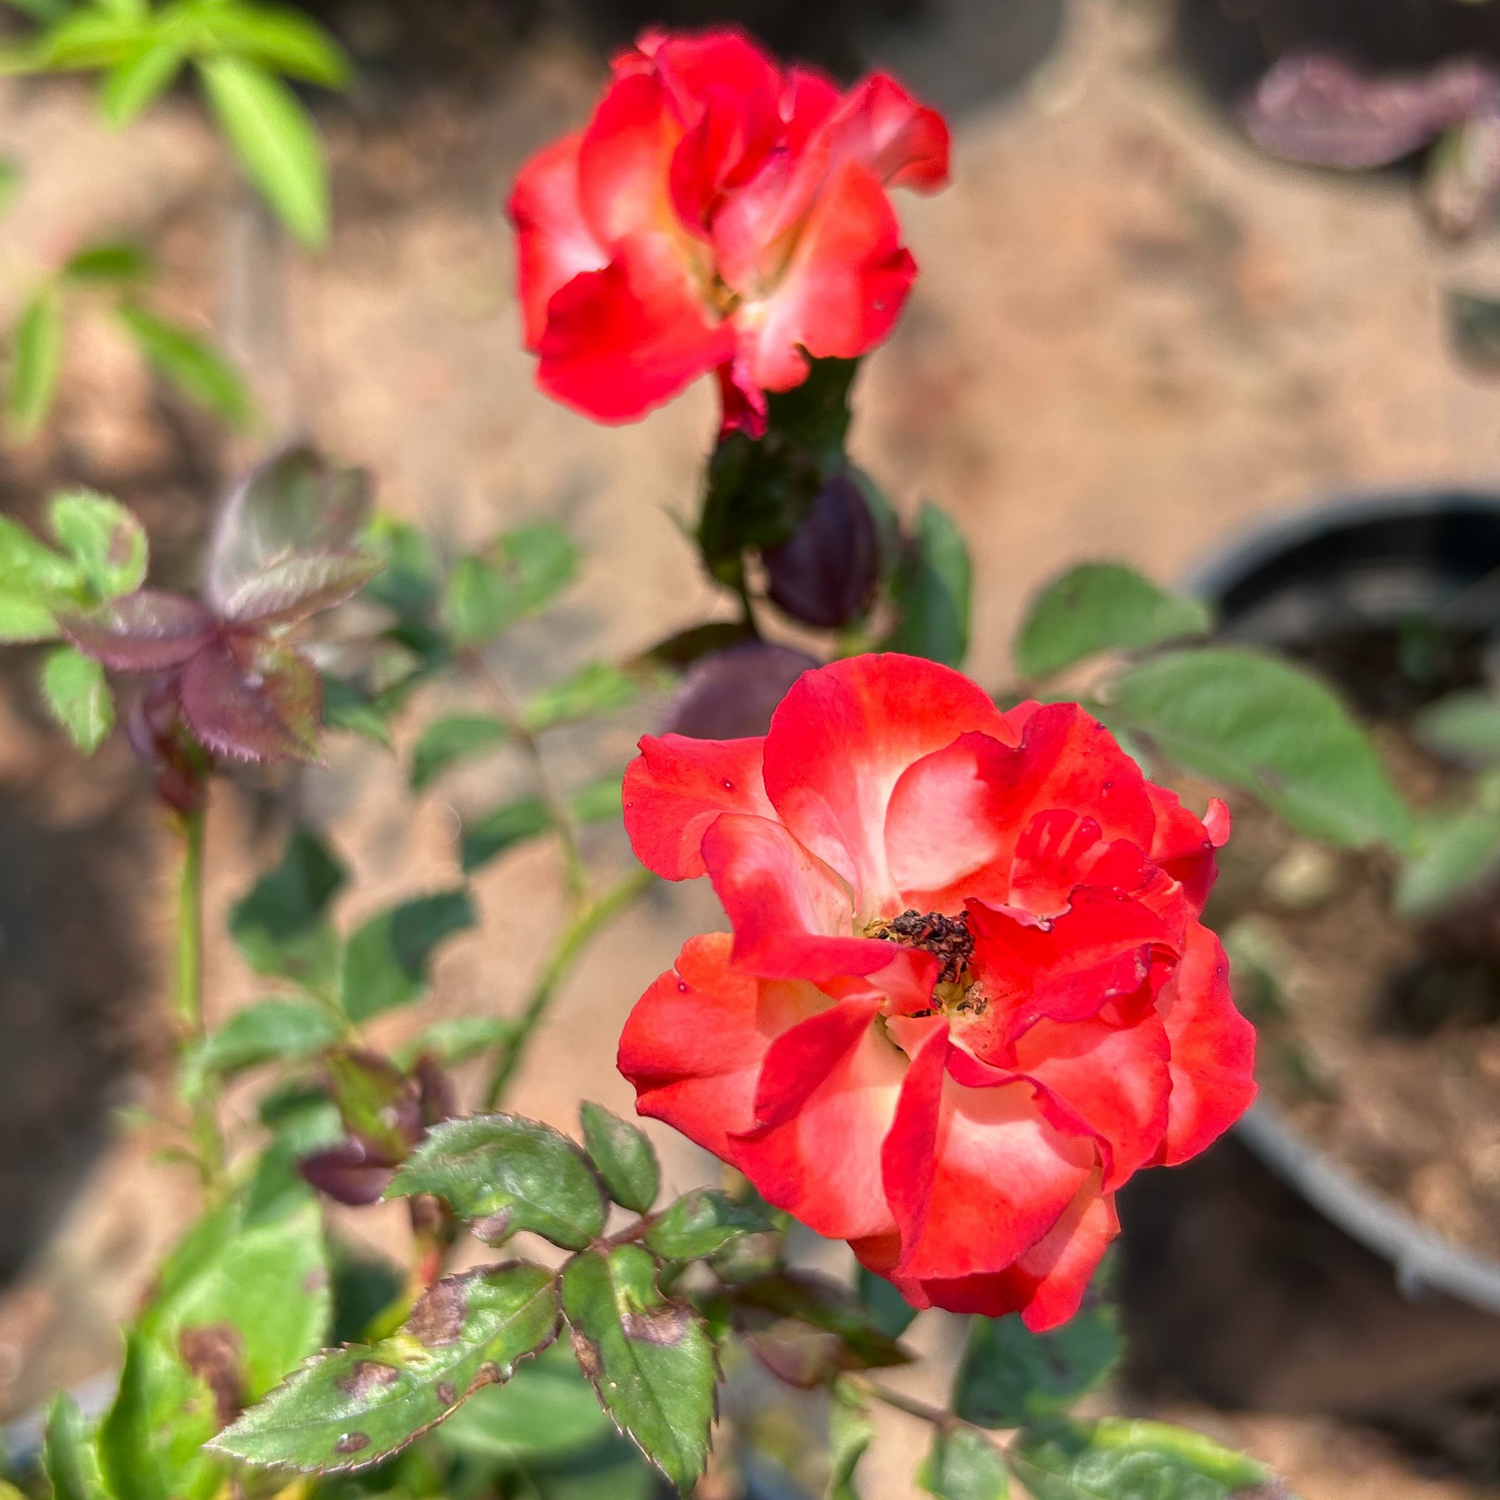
1,18,1451,1500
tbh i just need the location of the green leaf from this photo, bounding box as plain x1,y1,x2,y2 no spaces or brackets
101,35,187,127
442,522,577,647
561,1244,717,1494
644,1188,772,1261
828,1376,875,1500
1015,564,1212,681
11,12,148,70
0,514,79,640
116,305,253,427
579,1101,658,1213
9,282,64,438
395,1014,517,1068
61,240,152,283
41,645,113,752
1007,1418,1276,1500
919,1427,1010,1500
139,1193,330,1400
461,795,550,873
44,1392,109,1500
886,502,971,668
389,1114,607,1250
197,3,351,89
409,713,508,791
229,827,346,982
212,1263,559,1472
198,55,328,248
341,889,476,1021
523,661,636,734
435,1340,612,1463
954,1306,1121,1430
572,771,625,824
856,1267,918,1341
49,488,147,598
1395,805,1500,918
189,998,344,1082
325,1048,414,1161
1110,646,1413,852
97,1328,219,1500
1414,689,1500,763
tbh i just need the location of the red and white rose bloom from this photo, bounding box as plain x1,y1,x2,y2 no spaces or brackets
509,28,949,433
619,654,1256,1330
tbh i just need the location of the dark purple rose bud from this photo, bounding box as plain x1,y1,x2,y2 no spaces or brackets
298,1138,398,1206
763,471,879,629
662,643,819,740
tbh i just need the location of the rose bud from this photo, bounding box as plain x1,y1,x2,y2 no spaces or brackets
662,643,818,740
764,472,880,630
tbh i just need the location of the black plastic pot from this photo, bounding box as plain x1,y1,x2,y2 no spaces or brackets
1187,486,1500,1316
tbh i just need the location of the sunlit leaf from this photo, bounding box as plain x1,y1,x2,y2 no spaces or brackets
389,1114,606,1250
1110,647,1412,851
442,523,577,647
562,1245,717,1494
188,998,344,1087
9,282,64,438
645,1189,772,1262
198,3,351,90
198,55,328,248
42,645,114,752
43,1393,109,1500
50,489,147,598
1015,563,1211,680
213,1263,559,1472
578,1101,658,1214
101,35,187,127
117,305,253,428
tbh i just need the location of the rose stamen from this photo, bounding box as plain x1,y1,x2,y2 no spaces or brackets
867,908,974,986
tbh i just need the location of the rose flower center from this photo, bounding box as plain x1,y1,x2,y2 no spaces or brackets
867,908,975,987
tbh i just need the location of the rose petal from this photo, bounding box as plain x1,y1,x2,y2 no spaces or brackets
823,72,951,190
623,731,774,881
535,230,736,423
733,157,916,394
509,131,608,350
1154,923,1257,1165
762,653,1014,915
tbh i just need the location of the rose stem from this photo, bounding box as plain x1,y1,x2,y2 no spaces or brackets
174,802,225,1191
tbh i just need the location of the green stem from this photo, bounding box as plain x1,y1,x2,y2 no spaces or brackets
853,1378,955,1429
483,865,654,1109
175,804,225,1191
476,653,589,901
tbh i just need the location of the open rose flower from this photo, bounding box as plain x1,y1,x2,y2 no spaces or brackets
509,28,948,432
619,654,1255,1330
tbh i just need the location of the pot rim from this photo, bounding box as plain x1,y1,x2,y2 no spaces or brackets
1188,482,1500,1311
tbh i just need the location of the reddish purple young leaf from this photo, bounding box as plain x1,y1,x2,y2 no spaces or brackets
298,1138,398,1206
216,551,384,627
1243,54,1500,169
662,642,819,739
59,591,214,671
205,446,374,613
180,634,324,764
